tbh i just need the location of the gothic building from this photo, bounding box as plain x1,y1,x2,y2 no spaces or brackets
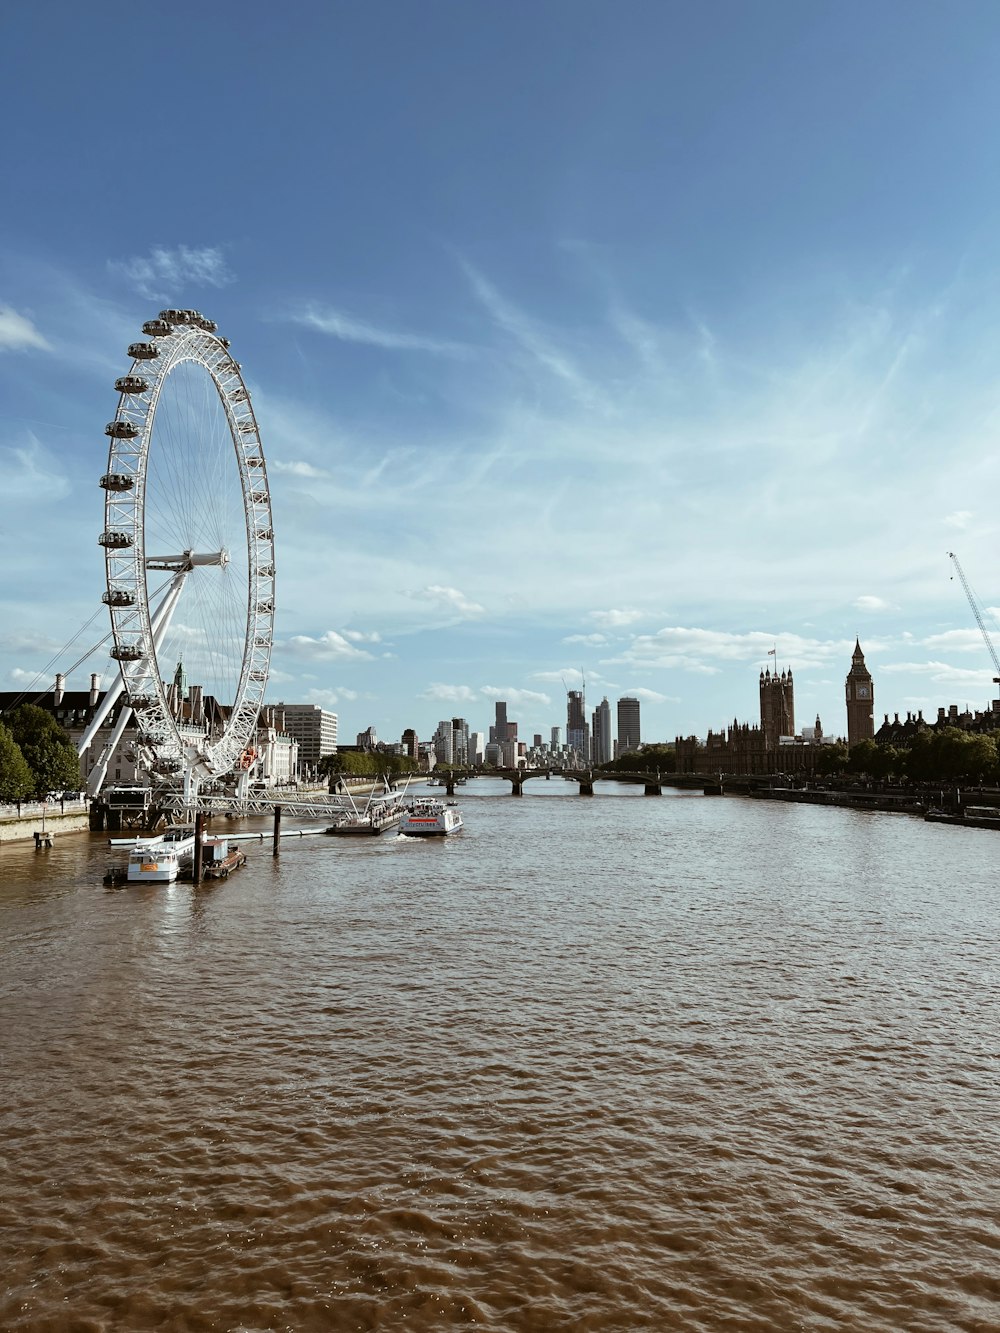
845,640,875,746
759,667,794,747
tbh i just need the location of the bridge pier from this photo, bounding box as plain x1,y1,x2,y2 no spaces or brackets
444,771,457,796
643,782,662,796
578,779,594,796
510,778,524,796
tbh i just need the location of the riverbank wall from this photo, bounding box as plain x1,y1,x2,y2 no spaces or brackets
0,802,91,844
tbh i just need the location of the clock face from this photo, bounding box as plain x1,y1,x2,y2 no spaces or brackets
857,685,870,700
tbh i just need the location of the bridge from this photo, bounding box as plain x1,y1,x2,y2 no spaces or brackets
436,768,677,797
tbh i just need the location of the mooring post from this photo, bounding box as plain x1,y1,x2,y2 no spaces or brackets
192,810,204,883
273,804,282,856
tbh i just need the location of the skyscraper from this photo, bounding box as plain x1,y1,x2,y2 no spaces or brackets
845,640,875,746
567,688,588,759
490,700,508,745
617,696,641,754
592,696,613,764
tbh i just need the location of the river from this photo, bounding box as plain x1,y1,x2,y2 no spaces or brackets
1,779,998,1331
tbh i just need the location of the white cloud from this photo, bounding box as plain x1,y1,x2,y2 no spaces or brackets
881,659,995,687
270,459,328,478
943,511,973,530
854,595,891,612
0,305,50,351
921,628,994,654
563,633,608,645
625,687,673,704
408,585,485,618
343,629,382,643
589,608,645,628
420,682,479,703
480,685,552,708
282,630,374,661
532,668,584,685
289,304,469,356
300,689,340,708
613,627,846,673
108,245,235,300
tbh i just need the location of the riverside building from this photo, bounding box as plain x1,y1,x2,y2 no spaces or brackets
281,705,338,779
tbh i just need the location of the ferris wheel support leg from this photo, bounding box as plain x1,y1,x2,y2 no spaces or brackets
81,571,188,784
183,767,200,814
77,669,126,758
86,704,134,798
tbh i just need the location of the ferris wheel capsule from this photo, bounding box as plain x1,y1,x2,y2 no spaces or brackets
105,420,139,439
142,319,173,337
127,342,159,360
115,375,148,394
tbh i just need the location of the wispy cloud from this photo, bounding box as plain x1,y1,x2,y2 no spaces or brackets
461,260,600,405
590,608,645,629
943,510,973,530
854,595,892,612
563,633,608,645
408,585,485,618
290,304,469,356
0,305,50,352
625,687,673,704
270,459,329,478
108,245,235,300
881,659,994,688
481,685,552,708
0,434,70,503
921,628,993,654
611,627,850,673
282,630,375,661
420,682,480,703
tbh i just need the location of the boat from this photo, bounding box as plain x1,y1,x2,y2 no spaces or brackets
200,836,248,878
326,805,404,836
925,805,1000,829
124,826,196,882
325,776,406,836
398,798,463,836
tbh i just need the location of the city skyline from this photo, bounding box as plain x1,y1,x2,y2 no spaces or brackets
5,5,1000,744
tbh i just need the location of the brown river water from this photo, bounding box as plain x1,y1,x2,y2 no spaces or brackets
1,779,999,1331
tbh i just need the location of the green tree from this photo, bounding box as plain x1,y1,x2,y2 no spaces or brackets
598,743,676,774
847,739,901,780
0,722,33,803
814,741,848,776
4,704,81,798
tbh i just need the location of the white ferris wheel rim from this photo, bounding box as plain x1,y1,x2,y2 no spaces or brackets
100,311,274,782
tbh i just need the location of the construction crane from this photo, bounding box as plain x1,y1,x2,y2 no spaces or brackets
948,551,1000,685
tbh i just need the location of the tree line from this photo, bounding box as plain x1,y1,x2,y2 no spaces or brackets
0,705,82,803
815,728,999,783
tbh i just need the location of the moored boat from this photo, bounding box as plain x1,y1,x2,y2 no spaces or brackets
201,836,248,878
398,798,463,836
124,827,196,882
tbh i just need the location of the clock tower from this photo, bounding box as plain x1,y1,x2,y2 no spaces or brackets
846,639,875,746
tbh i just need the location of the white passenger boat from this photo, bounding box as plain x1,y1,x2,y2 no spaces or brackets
398,798,463,836
125,827,197,882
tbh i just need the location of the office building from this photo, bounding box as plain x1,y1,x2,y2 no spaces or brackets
617,696,641,754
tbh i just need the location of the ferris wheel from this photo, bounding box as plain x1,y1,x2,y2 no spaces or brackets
91,309,275,798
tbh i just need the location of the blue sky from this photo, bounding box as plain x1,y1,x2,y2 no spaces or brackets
4,1,1000,747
